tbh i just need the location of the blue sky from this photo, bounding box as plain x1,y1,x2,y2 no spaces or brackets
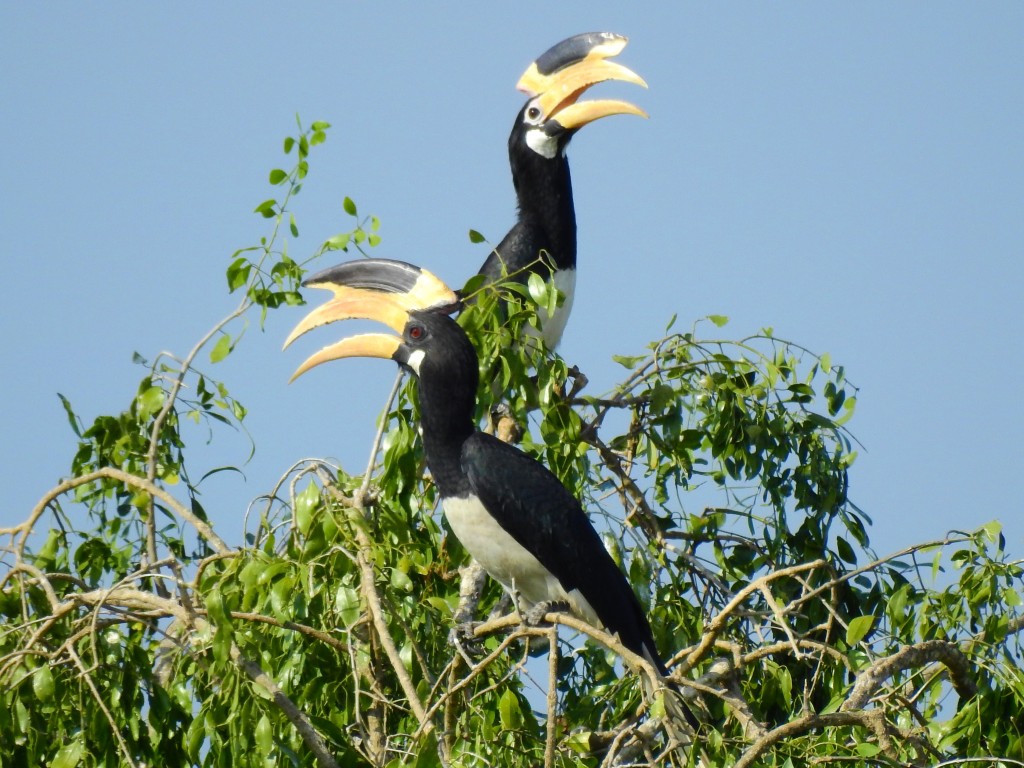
2,4,1022,564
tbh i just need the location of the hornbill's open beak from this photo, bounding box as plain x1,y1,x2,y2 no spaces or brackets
517,32,648,130
284,259,458,381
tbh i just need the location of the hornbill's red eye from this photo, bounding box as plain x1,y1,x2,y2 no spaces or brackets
408,324,424,340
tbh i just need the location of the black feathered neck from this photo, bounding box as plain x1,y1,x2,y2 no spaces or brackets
506,105,578,270
399,311,478,496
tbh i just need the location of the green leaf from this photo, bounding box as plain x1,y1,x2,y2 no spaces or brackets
565,731,594,754
268,168,287,185
289,212,299,237
980,520,1002,542
708,314,729,327
835,536,856,565
836,396,857,425
294,481,320,536
527,272,547,306
846,614,875,646
50,737,85,768
648,692,666,719
253,198,278,218
32,663,55,702
335,587,361,627
498,688,523,729
343,196,357,216
255,713,273,756
226,256,252,292
205,589,229,626
324,233,350,251
468,229,486,243
210,333,232,363
185,711,207,759
283,136,295,154
412,730,441,768
612,354,645,369
57,393,82,437
35,529,60,570
136,385,165,420
777,665,792,703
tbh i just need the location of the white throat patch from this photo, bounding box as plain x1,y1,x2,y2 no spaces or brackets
525,128,558,159
405,349,426,375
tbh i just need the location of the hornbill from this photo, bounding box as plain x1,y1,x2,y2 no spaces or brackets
285,258,696,728
477,32,647,349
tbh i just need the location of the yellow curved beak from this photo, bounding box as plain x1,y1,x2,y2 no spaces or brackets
288,332,401,383
517,33,647,128
284,259,458,382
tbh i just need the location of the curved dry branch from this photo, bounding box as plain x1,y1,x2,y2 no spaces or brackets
734,709,892,768
15,467,230,559
678,559,828,675
842,639,977,711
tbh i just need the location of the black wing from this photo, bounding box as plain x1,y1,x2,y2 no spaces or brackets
461,430,663,668
477,219,552,285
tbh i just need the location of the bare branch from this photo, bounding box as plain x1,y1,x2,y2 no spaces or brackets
734,710,891,768
232,649,341,768
545,627,558,768
16,467,230,559
678,560,829,675
842,639,977,711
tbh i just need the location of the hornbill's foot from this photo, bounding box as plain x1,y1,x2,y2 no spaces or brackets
521,599,570,627
448,621,486,658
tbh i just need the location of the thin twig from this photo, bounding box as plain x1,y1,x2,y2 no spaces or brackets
232,649,341,768
17,468,229,559
677,560,828,675
545,626,559,768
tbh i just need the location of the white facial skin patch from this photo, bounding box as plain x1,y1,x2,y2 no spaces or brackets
405,348,426,374
525,127,558,159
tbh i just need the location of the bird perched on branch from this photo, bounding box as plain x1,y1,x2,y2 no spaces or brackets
476,32,647,349
285,258,696,729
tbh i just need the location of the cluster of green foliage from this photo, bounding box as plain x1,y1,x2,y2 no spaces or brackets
1,122,1022,768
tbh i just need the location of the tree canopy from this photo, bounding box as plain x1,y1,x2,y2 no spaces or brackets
2,121,1022,768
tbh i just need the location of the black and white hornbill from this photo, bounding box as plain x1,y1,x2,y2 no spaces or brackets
285,258,695,727
476,32,647,349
